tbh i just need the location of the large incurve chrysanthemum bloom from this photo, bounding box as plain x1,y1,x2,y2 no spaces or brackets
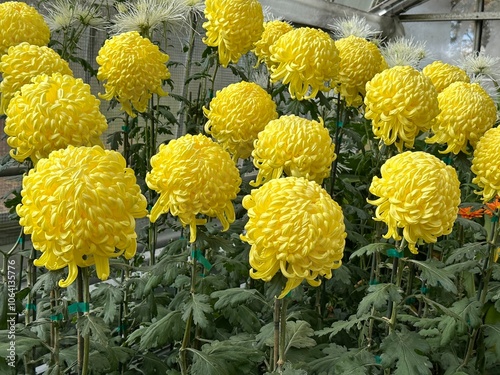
0,1,50,56
204,81,278,160
335,35,386,107
368,151,460,254
422,60,470,93
425,82,496,154
146,134,241,242
364,65,439,152
471,127,500,202
96,31,170,117
251,115,336,187
17,145,148,288
203,0,263,67
269,27,340,100
4,73,108,165
0,42,73,115
241,177,346,298
253,20,293,70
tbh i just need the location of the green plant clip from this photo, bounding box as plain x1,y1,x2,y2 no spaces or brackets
50,313,64,321
420,286,428,295
68,302,89,314
26,303,36,311
191,249,212,271
491,215,499,223
387,248,403,258
442,155,452,165
18,236,24,244
374,355,382,364
121,125,129,132
337,121,344,128
117,324,127,333
369,279,379,285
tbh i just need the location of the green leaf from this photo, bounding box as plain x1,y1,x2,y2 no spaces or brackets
211,288,268,310
483,323,500,359
284,320,316,355
316,313,370,339
219,304,262,334
350,243,393,259
380,328,432,375
307,344,375,375
76,314,111,345
357,283,402,317
126,310,184,350
182,293,213,329
445,242,487,265
408,259,458,294
91,283,123,324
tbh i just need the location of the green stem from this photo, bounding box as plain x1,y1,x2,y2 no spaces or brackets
50,288,61,374
77,268,90,375
277,298,288,371
272,298,280,372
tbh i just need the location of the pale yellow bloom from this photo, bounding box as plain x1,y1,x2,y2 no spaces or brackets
241,176,346,298
364,65,439,152
269,27,340,100
96,31,170,117
0,42,73,115
203,0,264,67
0,1,50,56
251,115,335,187
4,73,107,165
471,127,500,202
368,151,461,254
17,145,148,287
146,134,241,242
422,60,470,93
253,20,293,69
426,82,496,154
204,81,278,160
335,35,385,107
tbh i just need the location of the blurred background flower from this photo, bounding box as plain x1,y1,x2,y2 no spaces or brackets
0,42,73,115
426,81,496,154
269,27,340,100
17,145,148,288
471,127,500,202
368,151,461,254
241,176,346,298
43,0,106,32
253,20,293,71
96,31,171,117
329,14,380,40
251,115,335,187
146,134,241,242
4,73,107,165
364,65,439,152
203,0,263,67
204,81,278,160
381,36,429,69
422,60,470,93
0,1,50,56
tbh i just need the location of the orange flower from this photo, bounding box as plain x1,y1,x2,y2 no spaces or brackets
485,196,500,216
458,206,484,219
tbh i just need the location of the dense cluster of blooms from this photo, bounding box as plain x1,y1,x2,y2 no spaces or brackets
0,1,50,56
96,31,170,117
364,65,439,152
335,35,386,107
4,73,108,165
251,115,335,186
204,81,278,160
471,127,500,202
422,60,470,93
426,82,496,154
253,20,293,69
241,177,346,298
146,134,241,242
17,145,148,288
269,27,340,100
203,0,264,67
368,151,461,254
0,42,73,115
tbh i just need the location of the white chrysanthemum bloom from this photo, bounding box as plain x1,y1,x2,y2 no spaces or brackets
382,36,429,68
110,0,188,36
329,14,380,40
43,0,106,32
459,51,500,81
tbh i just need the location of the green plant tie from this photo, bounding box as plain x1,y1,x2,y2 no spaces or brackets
191,249,212,271
420,287,428,295
68,302,89,314
18,236,24,244
387,248,403,258
442,156,452,165
369,279,379,285
50,313,64,321
491,216,499,223
26,303,36,311
121,125,129,132
374,355,382,364
337,121,344,128
117,324,127,333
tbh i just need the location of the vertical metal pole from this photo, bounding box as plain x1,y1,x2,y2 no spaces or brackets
474,0,485,52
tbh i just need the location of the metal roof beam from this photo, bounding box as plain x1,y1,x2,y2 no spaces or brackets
399,11,500,21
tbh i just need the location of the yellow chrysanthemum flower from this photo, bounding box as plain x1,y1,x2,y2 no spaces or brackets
251,115,336,186
17,145,148,288
4,73,108,165
204,81,278,160
426,82,496,154
96,31,170,117
203,0,264,67
146,134,241,242
335,35,386,107
422,60,470,93
471,127,500,202
0,1,50,56
241,176,346,298
269,27,340,100
253,20,293,69
0,42,73,115
368,151,460,254
364,65,440,152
